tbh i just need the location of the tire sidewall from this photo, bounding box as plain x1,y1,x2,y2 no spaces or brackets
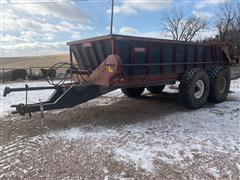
179,69,210,109
189,71,210,108
213,68,230,102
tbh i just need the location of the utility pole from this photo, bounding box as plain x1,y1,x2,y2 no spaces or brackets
110,0,114,35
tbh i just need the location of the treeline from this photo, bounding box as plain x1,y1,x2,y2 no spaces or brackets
163,2,239,62
203,2,240,62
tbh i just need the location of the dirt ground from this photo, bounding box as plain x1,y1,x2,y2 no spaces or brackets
0,79,239,179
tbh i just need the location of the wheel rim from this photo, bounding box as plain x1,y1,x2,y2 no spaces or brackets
218,77,226,94
194,80,205,99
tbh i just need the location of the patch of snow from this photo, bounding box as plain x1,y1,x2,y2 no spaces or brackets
115,142,155,171
114,172,135,180
83,89,124,107
0,81,54,117
163,84,179,93
207,167,221,179
236,163,240,171
0,81,124,118
1,79,239,174
112,79,240,171
0,134,48,178
42,79,240,172
48,126,117,141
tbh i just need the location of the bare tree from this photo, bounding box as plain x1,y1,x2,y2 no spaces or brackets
217,3,236,41
163,9,207,41
233,2,240,59
232,2,240,31
215,2,239,60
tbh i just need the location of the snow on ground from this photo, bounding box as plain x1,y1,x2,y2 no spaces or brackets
49,126,117,141
0,81,54,117
49,79,239,172
83,89,124,107
0,79,239,178
0,81,125,117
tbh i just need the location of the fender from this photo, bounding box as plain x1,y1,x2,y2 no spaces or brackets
88,55,123,86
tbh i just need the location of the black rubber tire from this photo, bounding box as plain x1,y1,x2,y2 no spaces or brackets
147,85,165,94
208,66,231,103
121,87,145,98
178,68,210,109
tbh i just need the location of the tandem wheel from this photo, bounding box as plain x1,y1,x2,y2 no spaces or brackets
178,68,210,109
208,66,231,103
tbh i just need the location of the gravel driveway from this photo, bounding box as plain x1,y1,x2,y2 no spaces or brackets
0,79,239,179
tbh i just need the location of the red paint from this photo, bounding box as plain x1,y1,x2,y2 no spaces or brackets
88,55,123,86
110,73,181,87
111,38,116,55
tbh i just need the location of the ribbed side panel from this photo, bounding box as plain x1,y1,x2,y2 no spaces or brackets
115,39,215,76
70,39,112,71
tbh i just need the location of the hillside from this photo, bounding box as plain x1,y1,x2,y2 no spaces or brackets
1,54,239,80
1,54,69,69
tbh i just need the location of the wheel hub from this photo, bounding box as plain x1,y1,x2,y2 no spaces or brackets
194,80,204,99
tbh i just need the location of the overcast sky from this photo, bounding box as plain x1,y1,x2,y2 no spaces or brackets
0,0,238,57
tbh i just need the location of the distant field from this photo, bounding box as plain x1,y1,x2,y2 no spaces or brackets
1,54,239,80
1,54,69,68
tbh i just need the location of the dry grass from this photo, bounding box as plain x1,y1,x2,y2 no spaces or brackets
0,54,69,69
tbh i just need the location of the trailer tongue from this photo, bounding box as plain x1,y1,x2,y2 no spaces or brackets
3,34,233,115
4,84,116,116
